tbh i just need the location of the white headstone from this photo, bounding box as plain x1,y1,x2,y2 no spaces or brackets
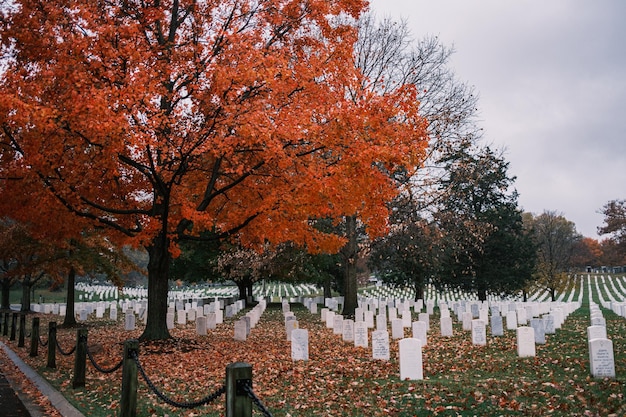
530,318,546,344
286,319,299,341
391,318,404,339
412,321,428,346
490,315,504,336
124,312,135,331
234,319,247,341
354,321,369,348
372,330,390,360
196,316,207,336
589,338,615,378
440,316,453,337
166,312,175,329
333,315,344,335
207,312,217,330
506,311,517,330
342,319,354,342
177,310,187,325
471,319,487,346
587,325,607,341
291,329,309,361
399,338,423,380
110,307,118,321
516,326,535,357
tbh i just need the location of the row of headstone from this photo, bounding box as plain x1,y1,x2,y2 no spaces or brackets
233,300,267,341
587,303,615,378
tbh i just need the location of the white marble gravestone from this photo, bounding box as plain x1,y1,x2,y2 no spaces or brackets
471,319,487,346
124,312,135,331
506,311,517,330
342,319,354,342
412,321,428,347
354,321,369,348
587,325,607,341
196,316,207,336
291,329,309,361
372,330,390,360
490,315,504,336
234,319,247,341
391,318,404,339
440,316,453,337
530,318,546,344
516,326,535,357
399,338,423,380
588,338,615,378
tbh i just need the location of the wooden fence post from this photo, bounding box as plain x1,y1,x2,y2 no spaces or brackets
225,362,252,417
30,317,40,357
72,328,88,388
10,312,17,341
119,339,139,417
47,321,57,369
18,313,26,347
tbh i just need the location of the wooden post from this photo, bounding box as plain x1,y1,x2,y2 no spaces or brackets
225,362,252,417
47,321,57,369
18,313,26,347
30,317,40,357
72,328,88,388
119,339,138,417
10,312,17,341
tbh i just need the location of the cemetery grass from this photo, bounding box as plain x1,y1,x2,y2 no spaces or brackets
3,302,626,417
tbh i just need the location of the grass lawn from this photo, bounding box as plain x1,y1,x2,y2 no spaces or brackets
1,289,625,417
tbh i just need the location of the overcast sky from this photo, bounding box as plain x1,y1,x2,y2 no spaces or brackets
368,0,626,238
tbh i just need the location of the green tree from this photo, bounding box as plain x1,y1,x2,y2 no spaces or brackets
369,192,442,301
599,199,626,251
436,146,535,300
528,211,579,301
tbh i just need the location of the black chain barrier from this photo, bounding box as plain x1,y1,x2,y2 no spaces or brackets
55,338,76,356
241,380,274,417
81,337,124,374
38,335,48,347
131,351,226,409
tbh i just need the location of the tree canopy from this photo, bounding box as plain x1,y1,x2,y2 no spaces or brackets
0,1,428,339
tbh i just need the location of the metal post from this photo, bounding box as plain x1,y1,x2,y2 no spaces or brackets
119,339,138,417
47,321,57,369
30,317,40,357
72,328,88,388
225,362,252,417
10,312,17,341
18,313,26,347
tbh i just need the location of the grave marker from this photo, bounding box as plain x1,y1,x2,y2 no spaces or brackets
372,330,390,360
516,326,535,357
399,338,423,380
291,329,309,361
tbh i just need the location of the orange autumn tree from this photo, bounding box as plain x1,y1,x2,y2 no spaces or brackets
0,0,428,340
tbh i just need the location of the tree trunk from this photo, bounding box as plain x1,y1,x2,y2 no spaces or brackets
20,276,32,312
413,282,424,302
477,287,487,302
236,280,247,303
341,215,358,318
139,232,172,341
1,279,11,310
62,267,77,327
322,277,332,299
550,287,556,302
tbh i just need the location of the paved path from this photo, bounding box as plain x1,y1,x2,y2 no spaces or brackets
0,342,85,417
0,368,31,417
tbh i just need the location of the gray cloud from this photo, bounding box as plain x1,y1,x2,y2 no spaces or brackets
370,0,626,237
